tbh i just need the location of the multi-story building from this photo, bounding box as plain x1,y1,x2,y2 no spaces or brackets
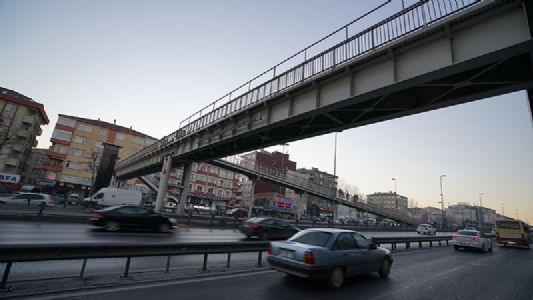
0,87,49,188
44,114,157,195
21,148,48,185
367,192,408,214
424,207,443,226
241,150,296,195
296,167,338,217
446,203,498,227
169,162,240,210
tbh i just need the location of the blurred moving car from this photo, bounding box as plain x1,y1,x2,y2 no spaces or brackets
494,219,531,249
89,205,177,233
0,193,55,206
416,224,436,235
239,217,299,240
268,228,393,289
452,229,493,252
226,208,248,218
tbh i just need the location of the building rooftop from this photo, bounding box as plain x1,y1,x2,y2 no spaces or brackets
59,114,157,140
0,87,49,124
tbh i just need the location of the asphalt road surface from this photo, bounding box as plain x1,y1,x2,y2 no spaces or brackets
0,220,444,245
32,246,533,300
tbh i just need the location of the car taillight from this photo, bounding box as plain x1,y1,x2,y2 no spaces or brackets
91,213,102,219
250,224,261,229
452,235,459,239
304,251,314,264
470,237,479,241
267,243,272,255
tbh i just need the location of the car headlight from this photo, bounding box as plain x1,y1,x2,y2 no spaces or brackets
168,218,177,224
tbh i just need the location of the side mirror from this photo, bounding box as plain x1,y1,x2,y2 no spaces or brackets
369,242,378,250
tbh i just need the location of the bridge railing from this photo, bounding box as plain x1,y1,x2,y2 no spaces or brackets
117,0,482,172
218,156,418,224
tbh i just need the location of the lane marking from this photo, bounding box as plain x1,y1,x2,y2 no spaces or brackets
24,270,276,300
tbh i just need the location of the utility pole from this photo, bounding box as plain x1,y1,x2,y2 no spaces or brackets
392,178,397,211
439,175,446,229
501,203,505,217
333,133,338,218
89,152,98,204
479,193,484,229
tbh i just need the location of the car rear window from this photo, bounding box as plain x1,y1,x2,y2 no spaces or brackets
457,230,479,236
289,231,331,247
496,221,521,230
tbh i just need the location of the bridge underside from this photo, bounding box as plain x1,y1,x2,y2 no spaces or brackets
116,1,533,179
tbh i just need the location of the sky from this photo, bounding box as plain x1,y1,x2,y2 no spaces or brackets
1,0,532,221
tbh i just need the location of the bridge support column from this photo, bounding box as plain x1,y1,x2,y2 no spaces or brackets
177,162,193,216
248,178,256,218
527,88,533,126
155,155,172,214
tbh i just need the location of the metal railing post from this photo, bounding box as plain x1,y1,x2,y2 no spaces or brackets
79,258,88,279
202,254,208,272
226,252,232,269
257,251,263,267
122,257,131,278
165,256,172,273
1,262,12,289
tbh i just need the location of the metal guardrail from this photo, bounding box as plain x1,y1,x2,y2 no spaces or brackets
117,0,482,171
373,235,453,251
0,241,269,289
0,236,452,289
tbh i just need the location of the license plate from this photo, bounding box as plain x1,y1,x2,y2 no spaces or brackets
279,249,295,259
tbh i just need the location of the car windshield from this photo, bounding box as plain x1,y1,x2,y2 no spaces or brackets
457,231,479,236
289,231,331,247
496,221,521,229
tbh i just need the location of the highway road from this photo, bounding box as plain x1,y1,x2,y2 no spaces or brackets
31,245,533,300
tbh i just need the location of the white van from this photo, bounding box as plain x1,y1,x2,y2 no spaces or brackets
85,188,142,207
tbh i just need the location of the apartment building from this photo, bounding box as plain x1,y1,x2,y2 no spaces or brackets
0,87,49,188
367,192,408,214
44,114,157,193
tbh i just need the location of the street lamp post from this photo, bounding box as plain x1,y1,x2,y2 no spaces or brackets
516,209,519,220
392,178,397,211
479,193,484,229
333,133,338,218
439,175,446,229
501,203,505,217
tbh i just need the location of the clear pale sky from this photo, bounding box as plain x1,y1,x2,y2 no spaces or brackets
1,0,532,221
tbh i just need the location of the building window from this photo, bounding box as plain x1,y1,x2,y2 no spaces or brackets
210,166,218,174
66,161,81,170
199,164,207,171
218,179,224,187
73,136,88,144
70,148,84,157
196,185,203,192
116,133,126,141
61,174,78,183
133,137,144,145
197,175,206,182
78,123,93,132
216,189,222,196
56,116,76,127
207,187,214,194
54,144,67,154
224,190,230,198
219,170,226,178
95,141,104,148
52,129,72,142
82,177,93,186
4,103,17,112
208,177,216,183
98,128,108,136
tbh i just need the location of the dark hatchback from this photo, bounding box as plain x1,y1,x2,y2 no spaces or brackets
239,217,300,240
90,205,177,233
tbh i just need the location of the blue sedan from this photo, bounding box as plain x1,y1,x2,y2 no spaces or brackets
267,228,393,289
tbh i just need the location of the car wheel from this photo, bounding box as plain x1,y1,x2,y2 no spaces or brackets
158,223,172,233
417,232,420,235
488,246,493,252
104,221,120,232
327,267,344,289
379,259,391,278
261,232,269,241
453,245,459,251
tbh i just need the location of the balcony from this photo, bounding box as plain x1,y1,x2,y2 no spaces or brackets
5,157,19,167
36,127,43,136
16,130,30,139
22,115,36,126
11,144,25,153
46,150,66,160
32,139,38,147
42,164,62,172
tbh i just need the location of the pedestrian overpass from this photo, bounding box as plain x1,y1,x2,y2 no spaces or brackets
114,0,533,215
